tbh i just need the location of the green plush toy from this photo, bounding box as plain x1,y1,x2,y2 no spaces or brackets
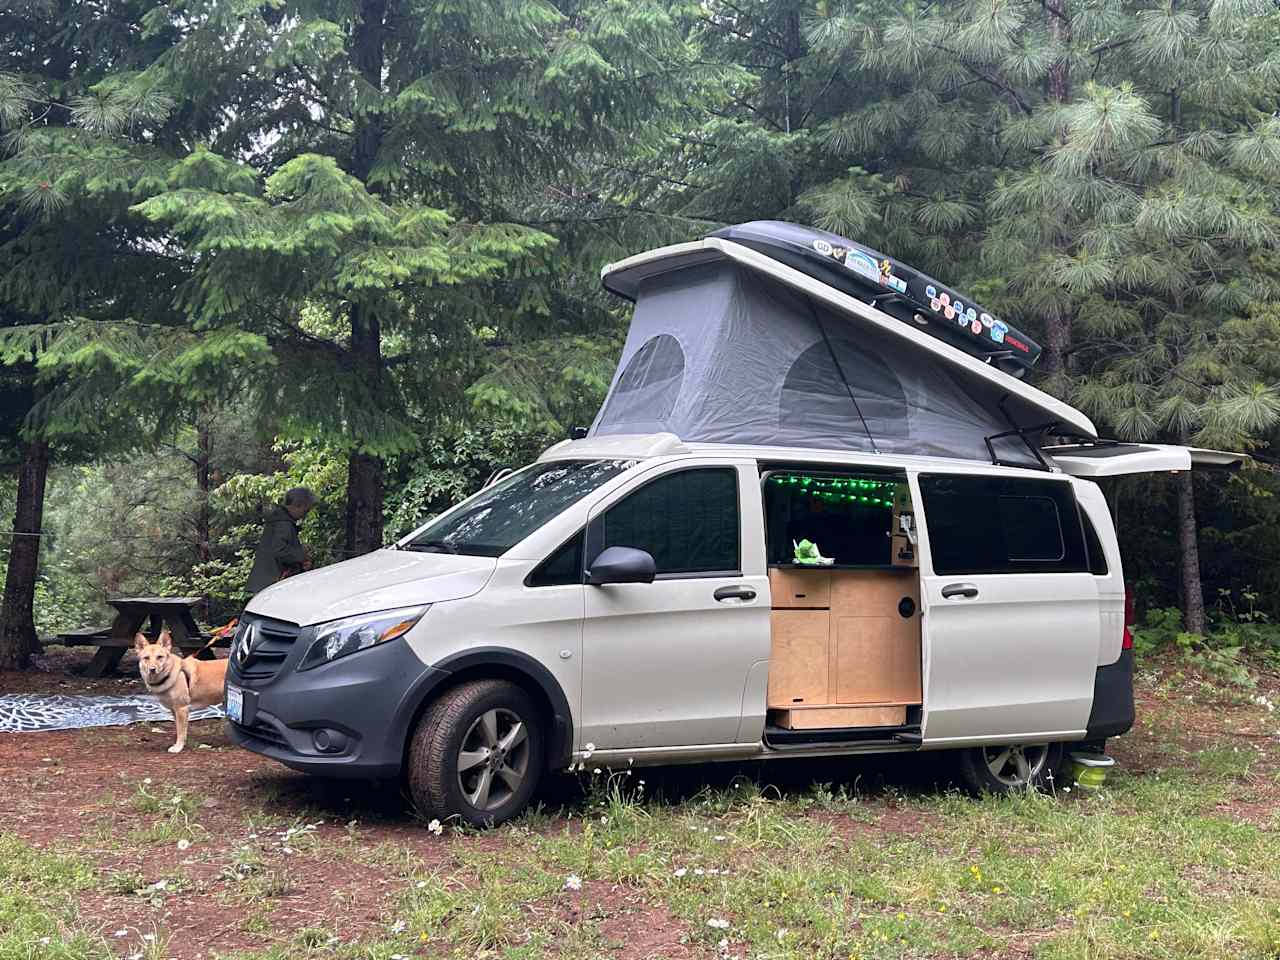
792,538,833,566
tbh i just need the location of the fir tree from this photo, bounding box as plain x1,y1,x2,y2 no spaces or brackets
119,0,720,557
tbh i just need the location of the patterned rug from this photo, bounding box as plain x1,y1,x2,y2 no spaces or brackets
0,694,223,733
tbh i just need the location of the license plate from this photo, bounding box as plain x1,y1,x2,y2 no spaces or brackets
226,685,243,724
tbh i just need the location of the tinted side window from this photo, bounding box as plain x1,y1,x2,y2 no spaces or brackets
600,468,740,576
526,531,584,587
919,474,1087,575
1082,512,1109,576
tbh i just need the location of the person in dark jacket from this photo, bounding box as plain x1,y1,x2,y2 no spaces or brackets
246,487,316,595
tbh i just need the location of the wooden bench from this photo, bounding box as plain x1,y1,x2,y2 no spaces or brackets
54,597,230,677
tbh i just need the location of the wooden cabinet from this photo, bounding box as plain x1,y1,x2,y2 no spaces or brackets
767,567,921,729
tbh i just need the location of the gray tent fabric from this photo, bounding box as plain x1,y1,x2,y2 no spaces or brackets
590,263,1044,464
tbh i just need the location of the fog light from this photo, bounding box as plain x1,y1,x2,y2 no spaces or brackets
312,729,348,753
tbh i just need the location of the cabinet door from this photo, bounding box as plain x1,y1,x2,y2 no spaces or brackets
767,610,829,707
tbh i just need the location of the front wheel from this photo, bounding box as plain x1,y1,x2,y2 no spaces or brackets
407,679,545,828
955,742,1065,795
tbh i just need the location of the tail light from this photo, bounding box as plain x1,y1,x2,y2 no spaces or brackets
1122,586,1135,651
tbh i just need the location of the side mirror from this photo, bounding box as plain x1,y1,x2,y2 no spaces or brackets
587,546,656,585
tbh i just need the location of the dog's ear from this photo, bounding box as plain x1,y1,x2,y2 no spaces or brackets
134,632,148,653
158,629,173,650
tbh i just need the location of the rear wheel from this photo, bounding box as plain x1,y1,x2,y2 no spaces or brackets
955,742,1065,795
407,679,545,828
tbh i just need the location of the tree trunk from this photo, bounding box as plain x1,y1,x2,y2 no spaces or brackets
194,414,211,622
0,425,50,669
341,0,389,560
1042,0,1073,378
1042,305,1073,377
195,416,211,566
1175,469,1206,635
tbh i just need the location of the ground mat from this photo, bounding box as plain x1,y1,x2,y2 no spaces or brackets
0,694,223,733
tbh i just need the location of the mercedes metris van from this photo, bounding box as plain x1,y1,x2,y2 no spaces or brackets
226,433,1146,826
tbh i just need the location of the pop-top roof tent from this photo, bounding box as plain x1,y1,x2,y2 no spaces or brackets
590,221,1247,473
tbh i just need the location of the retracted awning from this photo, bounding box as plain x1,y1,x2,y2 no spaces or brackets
1045,442,1248,478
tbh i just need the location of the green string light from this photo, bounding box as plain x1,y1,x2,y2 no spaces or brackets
768,473,898,508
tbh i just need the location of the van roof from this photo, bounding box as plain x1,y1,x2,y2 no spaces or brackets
538,432,1070,480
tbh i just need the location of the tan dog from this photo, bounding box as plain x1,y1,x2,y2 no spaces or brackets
134,630,228,753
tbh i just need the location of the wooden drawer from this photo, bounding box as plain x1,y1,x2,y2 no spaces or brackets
773,704,907,730
767,610,830,707
768,568,830,608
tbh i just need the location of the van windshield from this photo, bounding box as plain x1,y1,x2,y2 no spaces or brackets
403,459,634,557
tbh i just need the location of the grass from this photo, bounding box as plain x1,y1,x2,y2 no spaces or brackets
4,669,1280,959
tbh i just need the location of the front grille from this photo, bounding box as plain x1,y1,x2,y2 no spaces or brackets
233,615,302,683
238,716,290,748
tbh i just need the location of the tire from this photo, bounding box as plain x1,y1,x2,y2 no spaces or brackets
954,742,1066,796
407,679,545,828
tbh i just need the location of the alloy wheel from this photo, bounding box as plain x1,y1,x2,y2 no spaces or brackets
982,743,1050,787
456,708,530,811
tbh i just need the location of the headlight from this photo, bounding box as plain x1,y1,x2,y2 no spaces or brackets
298,605,430,671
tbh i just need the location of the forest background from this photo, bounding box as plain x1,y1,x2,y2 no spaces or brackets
2,0,1280,674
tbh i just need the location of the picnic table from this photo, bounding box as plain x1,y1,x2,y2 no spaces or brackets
54,597,229,677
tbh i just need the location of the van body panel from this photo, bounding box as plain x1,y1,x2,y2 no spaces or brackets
578,460,771,750
912,470,1100,742
1071,479,1127,666
404,557,585,747
245,549,497,626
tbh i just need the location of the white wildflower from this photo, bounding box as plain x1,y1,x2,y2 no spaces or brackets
673,867,687,878
712,835,728,842
113,930,128,938
176,839,190,851
142,778,152,785
564,874,583,891
775,928,788,942
583,742,595,759
707,917,730,930
718,938,729,950
391,920,407,934
143,934,156,941
427,819,444,836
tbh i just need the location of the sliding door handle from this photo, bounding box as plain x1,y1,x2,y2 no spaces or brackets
941,583,979,599
714,585,757,603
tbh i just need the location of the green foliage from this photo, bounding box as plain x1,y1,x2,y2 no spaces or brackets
384,422,558,540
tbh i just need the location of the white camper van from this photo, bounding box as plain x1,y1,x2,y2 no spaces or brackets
227,222,1242,826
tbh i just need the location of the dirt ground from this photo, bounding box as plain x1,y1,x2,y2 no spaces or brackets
2,647,1278,959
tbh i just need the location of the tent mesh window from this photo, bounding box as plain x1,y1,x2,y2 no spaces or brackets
764,471,905,567
779,339,909,442
597,333,685,427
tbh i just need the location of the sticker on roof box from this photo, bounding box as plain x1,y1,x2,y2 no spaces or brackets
929,298,941,312
990,320,1008,344
812,239,834,257
844,251,881,284
885,274,907,294
944,305,956,320
926,284,937,299
980,312,993,328
966,307,977,321
970,319,983,335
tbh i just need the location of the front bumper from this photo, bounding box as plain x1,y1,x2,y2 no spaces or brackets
226,615,445,779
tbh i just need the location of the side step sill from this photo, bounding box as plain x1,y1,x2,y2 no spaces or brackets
764,723,922,750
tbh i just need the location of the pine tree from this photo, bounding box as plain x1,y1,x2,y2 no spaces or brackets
702,0,1280,633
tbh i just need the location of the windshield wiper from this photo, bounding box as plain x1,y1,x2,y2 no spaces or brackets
405,539,460,554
